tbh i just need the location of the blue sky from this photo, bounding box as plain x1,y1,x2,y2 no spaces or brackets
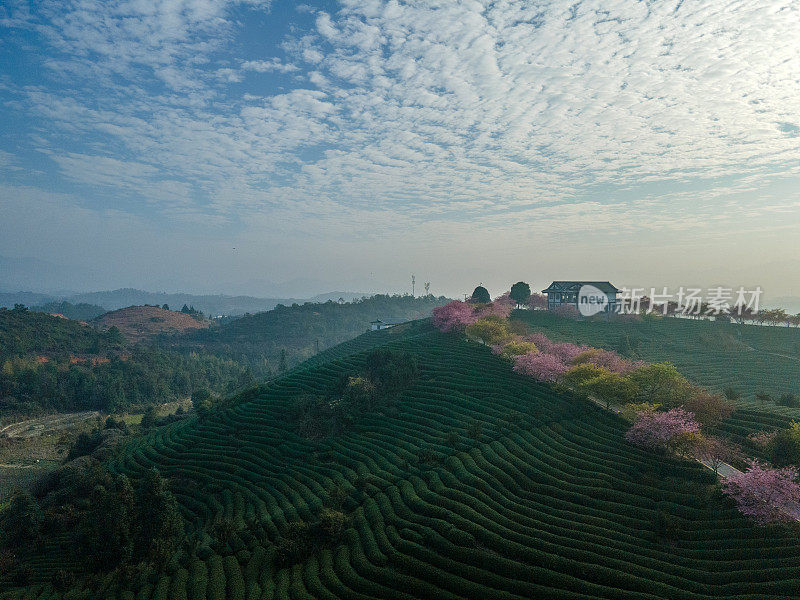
1,0,799,298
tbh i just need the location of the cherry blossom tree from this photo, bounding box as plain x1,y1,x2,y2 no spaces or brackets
547,341,589,363
513,352,568,383
432,301,478,332
527,293,548,310
477,299,512,320
695,436,740,476
553,304,580,319
572,348,643,374
624,407,700,450
526,332,553,353
722,460,800,524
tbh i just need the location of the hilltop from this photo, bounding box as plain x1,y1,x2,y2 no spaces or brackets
3,318,800,598
172,294,450,375
94,305,209,342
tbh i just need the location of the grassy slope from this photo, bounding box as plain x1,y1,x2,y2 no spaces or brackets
10,319,800,599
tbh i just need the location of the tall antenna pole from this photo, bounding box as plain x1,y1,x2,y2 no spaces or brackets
412,274,416,297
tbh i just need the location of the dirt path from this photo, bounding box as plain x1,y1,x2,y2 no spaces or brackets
0,411,100,438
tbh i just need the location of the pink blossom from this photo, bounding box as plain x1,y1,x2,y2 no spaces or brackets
526,332,554,353
476,300,512,320
747,430,777,448
432,301,478,332
513,352,569,383
624,408,700,450
547,342,590,363
722,460,800,524
527,293,548,310
574,348,644,374
553,304,581,319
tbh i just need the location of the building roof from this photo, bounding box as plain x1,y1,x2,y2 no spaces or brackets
371,317,407,325
542,281,620,294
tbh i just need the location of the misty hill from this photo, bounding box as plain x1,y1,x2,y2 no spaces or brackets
94,305,210,342
171,294,450,375
65,288,302,316
0,292,57,309
4,319,800,598
29,300,106,321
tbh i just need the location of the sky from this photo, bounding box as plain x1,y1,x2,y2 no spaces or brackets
1,0,799,300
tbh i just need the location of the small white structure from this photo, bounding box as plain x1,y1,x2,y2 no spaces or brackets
370,318,406,331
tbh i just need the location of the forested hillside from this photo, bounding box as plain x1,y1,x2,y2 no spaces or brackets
172,294,449,376
0,307,251,418
0,296,448,418
3,319,800,598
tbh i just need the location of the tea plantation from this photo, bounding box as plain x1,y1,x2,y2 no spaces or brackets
5,320,800,599
510,311,800,407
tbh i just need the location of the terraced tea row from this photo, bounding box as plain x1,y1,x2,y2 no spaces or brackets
7,325,800,598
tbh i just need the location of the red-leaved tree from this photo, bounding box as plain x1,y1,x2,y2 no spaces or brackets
624,407,700,450
722,460,800,524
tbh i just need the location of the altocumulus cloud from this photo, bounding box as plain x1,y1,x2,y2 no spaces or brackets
1,0,799,286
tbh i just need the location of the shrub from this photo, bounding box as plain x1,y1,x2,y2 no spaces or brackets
314,508,349,543
465,316,512,346
777,393,800,407
365,348,419,394
766,422,800,467
492,339,537,359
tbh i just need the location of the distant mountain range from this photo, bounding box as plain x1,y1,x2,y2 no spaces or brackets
0,288,372,316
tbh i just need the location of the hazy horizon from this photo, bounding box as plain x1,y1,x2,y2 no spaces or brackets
2,1,799,300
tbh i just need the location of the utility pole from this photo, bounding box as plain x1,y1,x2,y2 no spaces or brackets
412,274,415,297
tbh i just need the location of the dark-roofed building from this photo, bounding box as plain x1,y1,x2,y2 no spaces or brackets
370,318,407,331
542,281,620,313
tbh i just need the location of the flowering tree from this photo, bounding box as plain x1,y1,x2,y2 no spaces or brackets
553,304,580,319
526,332,553,353
722,460,800,524
513,352,568,383
624,407,700,450
572,348,643,375
527,293,548,310
682,390,734,427
695,435,740,475
432,301,478,332
477,299,512,320
547,342,589,363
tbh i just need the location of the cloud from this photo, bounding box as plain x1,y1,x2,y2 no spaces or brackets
241,58,299,73
2,0,800,294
